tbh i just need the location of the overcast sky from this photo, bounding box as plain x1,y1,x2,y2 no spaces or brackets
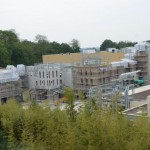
0,0,150,47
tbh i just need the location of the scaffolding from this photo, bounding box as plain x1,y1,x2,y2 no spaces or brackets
0,81,22,103
87,70,144,109
0,65,23,103
73,53,138,97
87,80,135,109
134,42,150,83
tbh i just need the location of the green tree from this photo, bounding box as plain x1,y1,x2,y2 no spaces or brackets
70,39,80,53
64,88,77,121
34,34,48,43
11,40,36,65
0,40,10,67
117,41,137,49
0,30,19,64
100,39,117,50
34,38,52,62
60,43,72,53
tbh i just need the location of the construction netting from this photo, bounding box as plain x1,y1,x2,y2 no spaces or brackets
17,64,25,76
135,42,150,51
0,65,19,83
111,59,137,68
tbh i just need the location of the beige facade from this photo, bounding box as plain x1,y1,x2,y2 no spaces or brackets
43,52,124,64
73,62,137,94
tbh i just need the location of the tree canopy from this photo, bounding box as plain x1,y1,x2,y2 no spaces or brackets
100,39,117,50
0,29,80,67
0,95,150,149
100,39,137,51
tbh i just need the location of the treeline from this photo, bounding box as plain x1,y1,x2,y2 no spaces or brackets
0,30,80,67
100,39,137,50
0,89,150,149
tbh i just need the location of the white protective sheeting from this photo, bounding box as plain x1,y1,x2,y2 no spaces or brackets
17,64,25,76
6,65,17,72
0,65,19,83
135,42,150,51
111,58,137,68
121,47,137,53
111,61,128,68
121,59,137,65
121,47,137,60
124,53,136,60
82,49,96,54
119,70,141,81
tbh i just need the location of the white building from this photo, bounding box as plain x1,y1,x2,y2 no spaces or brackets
26,63,74,100
26,64,63,90
106,48,118,53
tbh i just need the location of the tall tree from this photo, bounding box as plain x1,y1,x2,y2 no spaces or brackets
0,30,19,64
34,34,48,43
116,41,137,49
11,40,36,65
70,39,80,53
60,43,72,53
100,39,117,50
0,40,10,67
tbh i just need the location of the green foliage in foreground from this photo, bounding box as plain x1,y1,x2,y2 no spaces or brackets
0,100,150,150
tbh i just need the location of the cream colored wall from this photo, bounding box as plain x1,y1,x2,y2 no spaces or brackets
43,52,124,64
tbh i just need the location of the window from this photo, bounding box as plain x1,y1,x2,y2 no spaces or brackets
39,72,41,78
60,73,62,78
80,69,82,75
43,72,44,78
49,80,51,86
103,78,105,83
49,72,50,78
53,80,54,85
85,79,88,85
85,70,87,75
90,79,93,84
57,79,58,85
52,71,54,78
40,80,41,85
90,69,92,75
81,79,83,84
60,80,62,84
36,81,38,86
56,71,58,77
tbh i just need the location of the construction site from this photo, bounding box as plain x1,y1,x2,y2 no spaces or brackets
42,42,150,109
0,65,25,104
1,42,150,111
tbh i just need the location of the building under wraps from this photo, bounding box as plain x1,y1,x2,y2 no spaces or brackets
0,64,25,104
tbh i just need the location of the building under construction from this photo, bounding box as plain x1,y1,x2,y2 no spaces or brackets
0,65,25,104
73,52,137,96
134,42,150,83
